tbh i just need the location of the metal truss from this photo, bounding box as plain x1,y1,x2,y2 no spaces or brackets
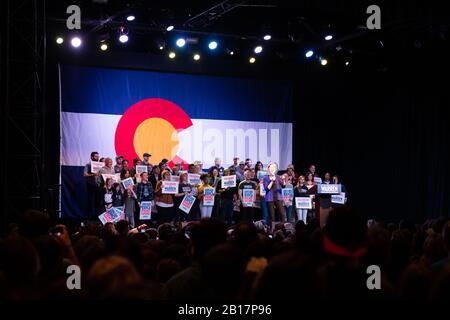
1,0,47,231
184,0,248,29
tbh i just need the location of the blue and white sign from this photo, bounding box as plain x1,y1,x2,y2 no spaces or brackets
317,184,342,194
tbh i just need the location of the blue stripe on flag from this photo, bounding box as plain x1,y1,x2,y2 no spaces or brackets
60,65,292,122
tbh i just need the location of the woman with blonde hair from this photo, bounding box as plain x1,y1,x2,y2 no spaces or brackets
262,162,286,230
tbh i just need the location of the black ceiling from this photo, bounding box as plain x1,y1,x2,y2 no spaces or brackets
46,1,449,71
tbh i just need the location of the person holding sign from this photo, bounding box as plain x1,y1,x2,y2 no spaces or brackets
84,151,101,217
120,168,132,184
294,175,309,224
124,186,137,227
263,162,286,230
98,157,115,186
208,167,222,218
319,172,333,212
281,175,294,223
255,161,264,178
174,173,192,223
154,170,175,224
112,183,124,208
136,171,154,225
323,172,332,184
217,169,238,226
198,174,214,218
101,178,114,211
142,152,153,173
209,167,221,188
238,169,257,222
331,175,347,209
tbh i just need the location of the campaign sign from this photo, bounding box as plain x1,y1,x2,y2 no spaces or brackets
136,165,148,174
317,184,342,194
179,195,196,214
242,189,255,207
221,175,237,188
98,206,125,225
282,188,294,206
139,201,152,220
162,181,179,194
121,177,134,189
331,192,346,204
102,173,121,183
259,181,266,197
295,197,312,209
313,177,322,184
257,170,267,180
188,173,201,186
203,187,215,206
170,175,180,182
91,161,105,173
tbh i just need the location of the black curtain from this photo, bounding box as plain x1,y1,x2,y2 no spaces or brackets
293,48,450,223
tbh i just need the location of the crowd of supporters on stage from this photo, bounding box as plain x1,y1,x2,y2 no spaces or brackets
83,151,346,230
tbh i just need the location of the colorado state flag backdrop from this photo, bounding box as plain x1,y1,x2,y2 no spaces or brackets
60,65,293,219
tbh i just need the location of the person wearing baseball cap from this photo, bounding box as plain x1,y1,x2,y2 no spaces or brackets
319,206,369,299
142,153,152,172
235,161,245,181
114,155,124,173
160,158,172,174
194,160,206,173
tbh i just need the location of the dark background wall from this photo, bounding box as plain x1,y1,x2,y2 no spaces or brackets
293,47,450,222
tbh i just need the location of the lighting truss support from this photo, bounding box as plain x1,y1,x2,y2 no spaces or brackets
1,0,47,231
184,0,248,29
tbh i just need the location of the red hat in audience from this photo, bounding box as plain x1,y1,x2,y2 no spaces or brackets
323,206,367,257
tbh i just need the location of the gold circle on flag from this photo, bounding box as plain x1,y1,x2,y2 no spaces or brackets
133,118,179,163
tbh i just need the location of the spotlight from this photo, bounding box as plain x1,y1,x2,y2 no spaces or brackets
208,41,218,50
263,34,271,40
249,57,256,64
119,27,129,43
166,25,174,32
305,50,314,58
119,34,129,43
168,52,176,59
159,45,164,50
320,58,328,66
70,37,82,48
56,37,64,44
176,38,186,47
229,51,234,55
100,43,108,51
126,15,135,22
254,46,263,54
345,61,350,66
325,35,333,41
193,53,200,61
